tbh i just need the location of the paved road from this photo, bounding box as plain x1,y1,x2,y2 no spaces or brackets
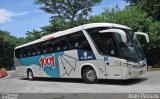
0,70,160,99
0,70,160,93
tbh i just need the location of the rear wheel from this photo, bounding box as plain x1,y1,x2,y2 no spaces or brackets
27,70,34,80
83,67,98,84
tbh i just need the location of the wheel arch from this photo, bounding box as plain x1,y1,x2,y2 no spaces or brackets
80,63,99,79
27,67,34,76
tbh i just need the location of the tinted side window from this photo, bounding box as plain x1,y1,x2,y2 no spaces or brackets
54,37,68,52
38,35,68,54
69,31,91,51
15,49,20,58
16,32,92,58
87,28,119,57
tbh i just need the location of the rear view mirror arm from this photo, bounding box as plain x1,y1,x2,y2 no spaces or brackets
134,32,149,43
99,29,127,43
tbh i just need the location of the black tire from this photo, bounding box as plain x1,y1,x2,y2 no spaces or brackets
27,70,34,80
83,67,98,84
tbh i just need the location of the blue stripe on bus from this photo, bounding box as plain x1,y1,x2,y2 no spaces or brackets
19,52,64,78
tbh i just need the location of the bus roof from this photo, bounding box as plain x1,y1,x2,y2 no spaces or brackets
15,23,131,49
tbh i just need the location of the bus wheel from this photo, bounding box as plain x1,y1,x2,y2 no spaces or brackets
27,70,34,80
83,67,98,84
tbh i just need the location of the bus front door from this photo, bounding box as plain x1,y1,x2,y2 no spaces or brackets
104,56,122,79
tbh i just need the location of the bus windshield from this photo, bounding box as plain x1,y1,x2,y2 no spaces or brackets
116,29,145,61
87,27,145,62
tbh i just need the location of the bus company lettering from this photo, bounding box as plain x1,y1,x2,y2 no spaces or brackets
40,55,55,68
81,52,93,60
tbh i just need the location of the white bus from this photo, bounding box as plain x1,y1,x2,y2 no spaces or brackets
14,23,149,84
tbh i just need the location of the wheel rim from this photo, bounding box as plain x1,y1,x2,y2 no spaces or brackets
28,71,33,79
86,70,96,81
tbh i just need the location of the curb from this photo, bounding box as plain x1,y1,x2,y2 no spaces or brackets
147,68,160,71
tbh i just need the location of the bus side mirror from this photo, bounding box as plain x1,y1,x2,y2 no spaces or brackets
99,29,127,43
134,32,149,43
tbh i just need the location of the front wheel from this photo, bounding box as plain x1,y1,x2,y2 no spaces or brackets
83,67,98,84
27,70,34,80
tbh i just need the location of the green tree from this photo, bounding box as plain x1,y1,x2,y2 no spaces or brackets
29,0,103,39
124,0,160,20
89,6,152,32
148,22,160,45
88,15,105,23
0,30,16,69
34,0,102,27
103,6,152,32
0,30,28,69
15,37,28,46
26,29,42,41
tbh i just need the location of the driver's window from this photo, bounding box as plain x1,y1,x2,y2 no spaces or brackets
103,35,118,57
87,28,119,57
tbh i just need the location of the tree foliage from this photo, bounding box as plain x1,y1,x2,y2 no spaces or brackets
124,0,160,20
148,22,160,45
0,30,27,69
34,0,102,26
103,6,152,32
26,0,102,40
26,29,42,41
